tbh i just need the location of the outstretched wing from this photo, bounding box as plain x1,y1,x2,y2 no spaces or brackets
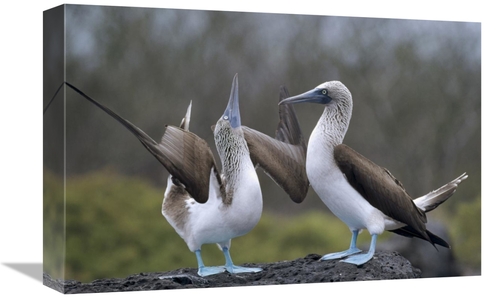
242,86,309,203
65,82,219,204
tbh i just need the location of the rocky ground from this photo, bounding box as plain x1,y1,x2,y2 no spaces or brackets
43,251,421,294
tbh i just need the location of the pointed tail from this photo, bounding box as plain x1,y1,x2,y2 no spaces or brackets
413,173,468,213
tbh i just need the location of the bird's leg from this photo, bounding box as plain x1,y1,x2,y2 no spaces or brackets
320,229,362,261
341,234,378,266
195,249,225,276
222,246,262,274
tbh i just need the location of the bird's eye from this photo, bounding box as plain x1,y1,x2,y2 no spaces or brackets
223,116,229,120
322,89,328,95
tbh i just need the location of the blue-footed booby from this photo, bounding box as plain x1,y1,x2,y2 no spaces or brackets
62,75,308,276
279,81,467,266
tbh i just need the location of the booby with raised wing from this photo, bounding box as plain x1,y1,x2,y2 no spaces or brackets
63,75,308,276
279,81,467,266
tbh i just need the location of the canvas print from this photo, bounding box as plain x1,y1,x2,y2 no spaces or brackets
43,4,481,294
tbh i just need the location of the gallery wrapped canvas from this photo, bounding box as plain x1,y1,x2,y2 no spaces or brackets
43,3,480,294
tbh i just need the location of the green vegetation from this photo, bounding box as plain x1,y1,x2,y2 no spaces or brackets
43,169,481,283
449,196,481,268
43,170,65,280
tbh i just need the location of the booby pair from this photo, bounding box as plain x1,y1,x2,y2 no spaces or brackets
280,81,467,266
62,74,308,276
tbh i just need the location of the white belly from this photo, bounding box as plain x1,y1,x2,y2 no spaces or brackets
306,138,386,235
162,163,263,252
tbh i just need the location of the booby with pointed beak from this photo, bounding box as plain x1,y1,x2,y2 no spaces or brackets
280,81,467,266
63,75,308,276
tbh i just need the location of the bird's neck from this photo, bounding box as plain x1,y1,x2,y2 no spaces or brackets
306,105,351,186
311,105,350,148
214,127,253,200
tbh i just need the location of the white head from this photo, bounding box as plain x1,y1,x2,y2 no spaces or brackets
279,81,353,144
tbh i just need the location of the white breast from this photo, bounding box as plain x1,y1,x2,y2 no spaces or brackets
162,157,262,252
306,127,386,235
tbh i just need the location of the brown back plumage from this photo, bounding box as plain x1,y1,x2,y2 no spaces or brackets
334,143,449,247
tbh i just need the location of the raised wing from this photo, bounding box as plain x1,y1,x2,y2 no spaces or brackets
65,82,218,204
242,86,309,203
157,126,220,204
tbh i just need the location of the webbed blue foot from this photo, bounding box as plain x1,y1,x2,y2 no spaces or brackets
194,249,225,277
321,247,362,260
197,266,226,277
226,265,262,274
321,229,362,261
222,247,262,274
340,252,374,266
341,234,378,266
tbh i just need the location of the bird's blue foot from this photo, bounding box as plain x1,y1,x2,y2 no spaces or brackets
222,247,262,274
340,251,374,266
197,265,226,277
194,249,226,277
341,234,378,266
321,229,362,261
225,265,262,274
320,247,362,261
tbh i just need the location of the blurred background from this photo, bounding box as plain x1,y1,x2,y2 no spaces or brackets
43,4,480,283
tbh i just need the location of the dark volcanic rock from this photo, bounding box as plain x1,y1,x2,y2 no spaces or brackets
378,222,462,277
43,251,421,294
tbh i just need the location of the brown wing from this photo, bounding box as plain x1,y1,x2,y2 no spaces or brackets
156,126,220,203
274,86,307,148
333,144,430,241
65,82,218,203
242,86,309,203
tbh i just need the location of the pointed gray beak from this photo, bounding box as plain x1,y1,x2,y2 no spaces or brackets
279,88,331,105
222,73,241,128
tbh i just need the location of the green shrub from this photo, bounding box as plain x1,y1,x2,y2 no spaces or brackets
448,196,481,269
43,169,65,280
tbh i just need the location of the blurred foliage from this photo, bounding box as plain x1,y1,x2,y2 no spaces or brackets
44,169,479,283
449,196,481,269
43,169,65,280
63,168,173,282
